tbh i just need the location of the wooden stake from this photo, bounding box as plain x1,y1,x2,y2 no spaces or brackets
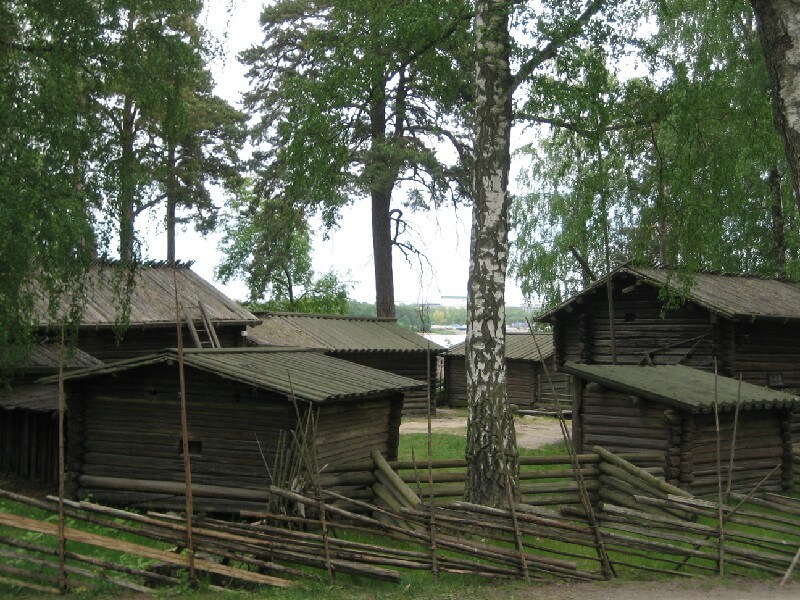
173,270,196,587
527,320,615,579
425,328,439,582
725,375,742,502
57,324,67,594
505,473,529,582
781,545,800,586
713,359,724,576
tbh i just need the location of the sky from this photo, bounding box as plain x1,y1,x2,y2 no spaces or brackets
140,0,528,308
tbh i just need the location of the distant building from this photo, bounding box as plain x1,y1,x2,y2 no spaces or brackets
439,295,468,308
247,312,442,414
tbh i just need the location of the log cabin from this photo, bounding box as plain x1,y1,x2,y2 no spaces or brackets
0,344,102,486
537,266,800,443
563,362,798,495
36,261,261,361
246,313,441,414
442,332,571,411
55,347,423,512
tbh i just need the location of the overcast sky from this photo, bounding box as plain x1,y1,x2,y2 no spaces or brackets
140,0,527,307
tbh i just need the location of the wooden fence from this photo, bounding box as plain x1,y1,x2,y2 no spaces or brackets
321,451,665,511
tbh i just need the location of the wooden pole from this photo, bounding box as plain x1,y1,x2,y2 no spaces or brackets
505,472,529,582
424,326,439,582
57,324,67,594
527,320,615,579
725,375,742,502
173,270,196,587
713,359,724,576
781,545,800,586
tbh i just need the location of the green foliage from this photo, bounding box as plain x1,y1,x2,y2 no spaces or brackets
0,1,104,377
0,1,246,376
347,301,537,332
511,0,799,307
219,184,351,313
242,0,474,308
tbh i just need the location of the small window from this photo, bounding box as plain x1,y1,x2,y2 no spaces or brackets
768,373,784,388
624,313,636,322
179,439,203,457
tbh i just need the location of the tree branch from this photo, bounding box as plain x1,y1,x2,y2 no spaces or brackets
512,0,608,93
517,113,649,136
0,39,54,54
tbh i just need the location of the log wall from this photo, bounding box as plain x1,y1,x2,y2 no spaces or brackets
575,381,671,456
335,351,435,414
443,355,570,410
574,377,794,496
442,355,467,407
553,275,727,373
680,409,792,495
0,408,58,486
70,325,245,362
65,364,400,511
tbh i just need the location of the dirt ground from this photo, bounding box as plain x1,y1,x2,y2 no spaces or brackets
400,408,565,449
513,577,800,600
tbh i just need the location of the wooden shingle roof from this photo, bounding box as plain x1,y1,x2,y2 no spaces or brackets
0,383,59,413
446,332,554,361
538,266,800,322
247,312,442,353
562,362,800,414
55,347,425,403
35,262,259,329
25,343,103,373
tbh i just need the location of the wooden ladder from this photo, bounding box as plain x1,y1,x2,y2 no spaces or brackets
182,302,221,348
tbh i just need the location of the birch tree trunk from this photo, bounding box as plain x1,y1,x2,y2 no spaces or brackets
464,0,519,507
751,0,800,203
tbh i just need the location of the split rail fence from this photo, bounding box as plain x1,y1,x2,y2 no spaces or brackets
3,446,799,593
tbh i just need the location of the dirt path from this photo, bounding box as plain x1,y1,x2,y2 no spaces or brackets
515,577,800,600
400,408,564,449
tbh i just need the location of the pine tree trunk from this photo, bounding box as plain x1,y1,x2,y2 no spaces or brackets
119,94,137,264
166,142,177,263
464,0,519,507
751,0,800,202
372,185,396,318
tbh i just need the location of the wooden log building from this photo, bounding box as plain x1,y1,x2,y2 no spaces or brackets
537,266,800,443
54,347,423,512
247,313,441,414
563,362,799,495
36,261,261,361
0,344,102,486
442,332,571,411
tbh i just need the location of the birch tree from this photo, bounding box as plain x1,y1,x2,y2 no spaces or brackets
751,0,800,208
466,0,613,505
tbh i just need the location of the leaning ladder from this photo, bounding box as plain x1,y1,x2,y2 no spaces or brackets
181,302,221,348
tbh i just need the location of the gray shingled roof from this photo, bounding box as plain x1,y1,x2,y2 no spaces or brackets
0,383,59,412
247,312,442,353
26,344,103,372
446,332,554,361
538,266,800,322
35,262,259,328
54,347,425,403
561,362,800,414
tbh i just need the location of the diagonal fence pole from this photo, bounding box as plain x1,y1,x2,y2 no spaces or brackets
527,318,615,579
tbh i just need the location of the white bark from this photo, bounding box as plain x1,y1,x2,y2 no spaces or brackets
464,0,519,507
752,0,800,203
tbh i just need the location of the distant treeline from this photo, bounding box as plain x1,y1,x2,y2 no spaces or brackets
347,301,539,332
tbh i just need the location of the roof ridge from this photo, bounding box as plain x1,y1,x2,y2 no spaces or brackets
257,311,397,322
90,259,195,269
